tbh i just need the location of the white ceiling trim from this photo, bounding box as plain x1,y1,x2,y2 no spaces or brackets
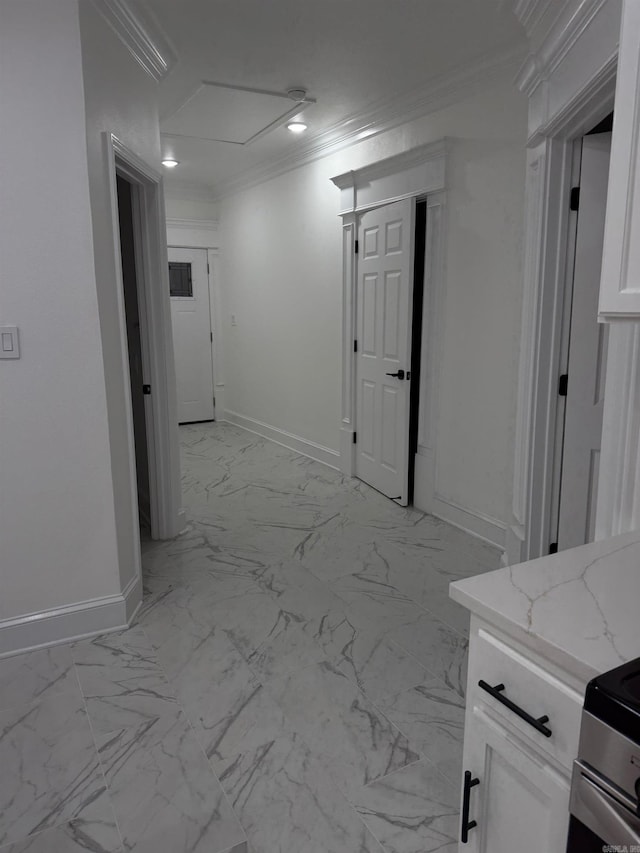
90,0,177,82
331,139,447,215
513,0,555,32
166,218,219,231
515,0,609,95
331,139,447,190
211,43,525,201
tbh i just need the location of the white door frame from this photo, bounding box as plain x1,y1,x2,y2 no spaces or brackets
166,219,225,416
105,133,183,544
331,140,447,481
514,98,616,563
506,0,620,565
168,246,217,422
555,132,611,550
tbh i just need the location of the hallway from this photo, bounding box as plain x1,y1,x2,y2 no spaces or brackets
0,423,499,853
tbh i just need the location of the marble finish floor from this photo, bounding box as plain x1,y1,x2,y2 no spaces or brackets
0,423,500,853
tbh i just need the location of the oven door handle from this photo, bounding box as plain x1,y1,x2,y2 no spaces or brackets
572,768,640,845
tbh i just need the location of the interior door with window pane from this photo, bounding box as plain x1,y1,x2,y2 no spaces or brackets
355,198,415,504
168,247,214,423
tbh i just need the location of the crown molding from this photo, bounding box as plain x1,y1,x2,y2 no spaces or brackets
90,0,177,82
166,218,219,231
514,0,555,32
331,139,448,191
331,139,447,216
211,43,526,201
515,0,610,95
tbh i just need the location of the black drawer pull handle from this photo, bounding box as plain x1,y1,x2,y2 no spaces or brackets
461,770,480,843
478,679,552,737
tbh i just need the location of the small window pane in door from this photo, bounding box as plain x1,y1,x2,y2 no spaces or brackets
169,261,193,297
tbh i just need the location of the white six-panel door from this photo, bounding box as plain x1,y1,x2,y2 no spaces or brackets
355,198,415,504
557,133,611,549
168,247,215,424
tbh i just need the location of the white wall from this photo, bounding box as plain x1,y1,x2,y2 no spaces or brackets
165,197,220,222
79,0,162,593
0,0,121,620
219,75,527,540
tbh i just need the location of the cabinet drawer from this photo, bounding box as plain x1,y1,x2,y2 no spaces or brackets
468,628,583,771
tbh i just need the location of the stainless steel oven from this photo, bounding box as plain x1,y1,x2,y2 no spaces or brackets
567,657,640,852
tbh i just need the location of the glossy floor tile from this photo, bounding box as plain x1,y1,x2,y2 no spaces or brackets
265,659,421,796
0,691,106,848
96,711,245,853
0,422,499,852
376,678,466,784
72,626,180,734
0,646,79,713
350,760,460,853
216,733,387,853
0,794,122,853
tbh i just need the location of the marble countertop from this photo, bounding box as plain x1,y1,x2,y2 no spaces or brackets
450,530,640,683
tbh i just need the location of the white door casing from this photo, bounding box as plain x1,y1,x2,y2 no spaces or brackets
331,141,446,513
506,0,620,565
168,246,215,423
355,198,415,505
599,0,640,319
557,133,611,551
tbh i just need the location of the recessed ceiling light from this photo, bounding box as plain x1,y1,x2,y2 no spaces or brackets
287,122,307,134
162,158,179,168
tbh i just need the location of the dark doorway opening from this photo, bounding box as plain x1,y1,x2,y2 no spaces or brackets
408,198,427,505
116,175,151,532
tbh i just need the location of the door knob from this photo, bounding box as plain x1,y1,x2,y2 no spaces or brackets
385,369,405,379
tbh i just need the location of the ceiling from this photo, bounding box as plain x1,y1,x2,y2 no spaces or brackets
138,0,525,199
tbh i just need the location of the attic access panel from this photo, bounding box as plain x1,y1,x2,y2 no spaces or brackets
160,81,310,145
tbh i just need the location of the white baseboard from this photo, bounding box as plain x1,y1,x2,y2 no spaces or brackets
0,573,143,659
222,410,341,471
430,493,506,550
221,416,502,547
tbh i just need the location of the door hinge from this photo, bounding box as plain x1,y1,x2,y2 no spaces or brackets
353,432,357,444
213,396,216,406
207,263,210,274
549,542,558,554
558,374,568,397
354,340,358,353
210,332,213,342
142,384,151,395
354,239,359,254
570,187,580,211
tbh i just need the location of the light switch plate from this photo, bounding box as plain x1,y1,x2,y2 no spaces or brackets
0,326,20,359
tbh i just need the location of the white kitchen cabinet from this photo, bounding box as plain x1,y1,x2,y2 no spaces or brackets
599,0,640,319
460,706,570,853
451,532,640,852
458,617,583,852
